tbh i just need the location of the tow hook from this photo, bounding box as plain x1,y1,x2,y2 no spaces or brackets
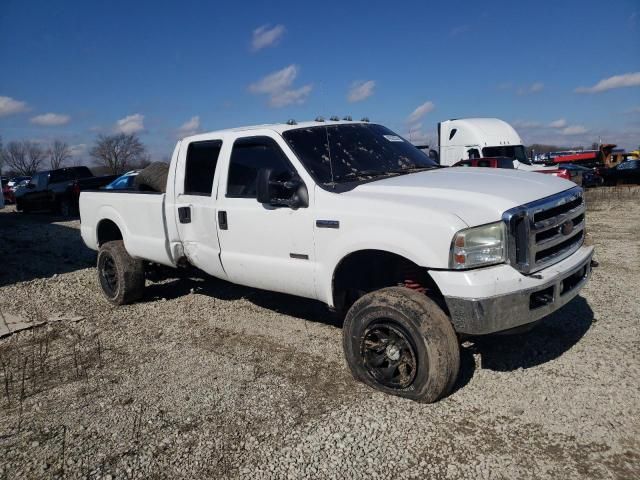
590,259,599,268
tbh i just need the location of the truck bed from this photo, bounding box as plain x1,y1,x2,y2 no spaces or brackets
79,191,175,267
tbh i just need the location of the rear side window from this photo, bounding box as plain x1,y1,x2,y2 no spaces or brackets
227,137,293,198
184,140,222,195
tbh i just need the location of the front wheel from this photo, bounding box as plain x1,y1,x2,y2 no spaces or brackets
342,287,460,403
97,240,145,305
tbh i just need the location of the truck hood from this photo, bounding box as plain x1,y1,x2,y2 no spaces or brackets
346,167,575,226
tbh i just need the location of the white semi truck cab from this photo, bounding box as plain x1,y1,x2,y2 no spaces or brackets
437,117,555,171
79,119,593,403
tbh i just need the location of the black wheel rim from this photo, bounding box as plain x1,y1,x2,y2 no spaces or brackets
361,321,417,389
99,254,118,297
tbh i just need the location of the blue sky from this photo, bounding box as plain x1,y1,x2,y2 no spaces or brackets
1,0,639,163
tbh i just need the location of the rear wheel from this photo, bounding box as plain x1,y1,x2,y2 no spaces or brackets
97,240,145,305
343,287,460,403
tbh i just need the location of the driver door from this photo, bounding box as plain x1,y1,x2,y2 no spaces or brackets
215,134,317,299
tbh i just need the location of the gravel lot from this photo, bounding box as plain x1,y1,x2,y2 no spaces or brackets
0,192,638,479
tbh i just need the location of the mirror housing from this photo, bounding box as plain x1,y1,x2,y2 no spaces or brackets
256,168,308,209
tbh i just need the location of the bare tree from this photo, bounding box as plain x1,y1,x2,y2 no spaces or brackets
90,133,146,174
1,140,46,175
48,140,71,169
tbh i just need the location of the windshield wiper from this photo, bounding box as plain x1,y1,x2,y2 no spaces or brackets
333,170,391,182
386,165,438,174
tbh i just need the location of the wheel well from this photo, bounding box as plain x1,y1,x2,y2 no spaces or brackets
97,219,123,246
332,250,444,313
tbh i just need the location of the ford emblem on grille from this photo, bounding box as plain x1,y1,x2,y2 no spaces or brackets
561,220,574,236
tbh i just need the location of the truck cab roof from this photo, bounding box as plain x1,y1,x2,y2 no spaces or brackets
440,118,522,147
181,119,371,142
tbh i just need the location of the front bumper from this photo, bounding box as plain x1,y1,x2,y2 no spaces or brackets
431,245,594,335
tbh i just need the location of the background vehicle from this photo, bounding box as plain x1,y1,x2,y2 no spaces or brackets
2,182,14,204
104,170,140,190
554,164,602,187
7,176,31,189
16,166,117,216
0,178,4,209
434,118,557,172
598,159,640,186
452,157,514,169
80,119,593,403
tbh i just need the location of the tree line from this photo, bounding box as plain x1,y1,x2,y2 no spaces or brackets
0,133,150,176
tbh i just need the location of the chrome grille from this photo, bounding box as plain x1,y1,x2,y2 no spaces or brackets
503,187,585,274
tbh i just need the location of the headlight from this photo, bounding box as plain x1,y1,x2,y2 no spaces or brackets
450,222,506,269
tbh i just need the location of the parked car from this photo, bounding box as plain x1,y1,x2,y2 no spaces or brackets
104,170,140,190
555,164,602,188
598,159,640,186
16,166,118,216
452,157,515,169
7,176,31,189
2,181,15,204
80,119,594,403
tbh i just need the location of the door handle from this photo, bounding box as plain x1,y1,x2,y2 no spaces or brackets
218,210,228,230
178,206,191,224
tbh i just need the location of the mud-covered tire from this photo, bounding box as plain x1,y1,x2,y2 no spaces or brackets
134,162,169,192
97,240,145,305
343,287,460,403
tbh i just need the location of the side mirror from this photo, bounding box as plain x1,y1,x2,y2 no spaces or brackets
429,149,440,164
256,168,308,209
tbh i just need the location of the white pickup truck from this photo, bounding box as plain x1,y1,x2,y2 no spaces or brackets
80,119,594,402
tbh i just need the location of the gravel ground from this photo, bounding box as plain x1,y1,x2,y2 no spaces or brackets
0,193,638,479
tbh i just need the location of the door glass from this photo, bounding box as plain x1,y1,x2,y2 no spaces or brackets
227,137,293,198
184,140,223,196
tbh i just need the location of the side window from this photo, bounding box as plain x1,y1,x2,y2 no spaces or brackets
184,140,222,196
227,137,294,198
31,173,44,189
467,148,480,159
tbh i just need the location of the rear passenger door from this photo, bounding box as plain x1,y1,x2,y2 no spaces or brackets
173,139,227,279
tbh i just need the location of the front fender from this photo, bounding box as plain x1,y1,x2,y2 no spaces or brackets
316,226,452,307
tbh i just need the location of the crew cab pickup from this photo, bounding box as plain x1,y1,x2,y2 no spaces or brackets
17,166,117,216
80,120,594,402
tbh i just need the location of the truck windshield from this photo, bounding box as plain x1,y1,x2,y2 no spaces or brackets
282,124,438,186
482,145,530,165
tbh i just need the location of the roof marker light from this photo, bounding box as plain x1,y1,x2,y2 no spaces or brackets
286,119,297,125
343,116,352,121
360,117,370,122
330,115,340,121
315,116,325,122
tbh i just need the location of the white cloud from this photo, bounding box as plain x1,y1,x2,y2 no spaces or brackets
115,113,144,134
517,82,544,95
249,65,298,94
575,72,640,93
513,120,542,129
406,101,435,124
548,118,567,128
450,25,469,36
30,112,71,126
562,125,588,135
177,116,201,137
625,106,640,114
251,24,286,51
347,80,375,103
0,96,28,117
270,85,313,108
69,144,87,157
249,65,313,108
